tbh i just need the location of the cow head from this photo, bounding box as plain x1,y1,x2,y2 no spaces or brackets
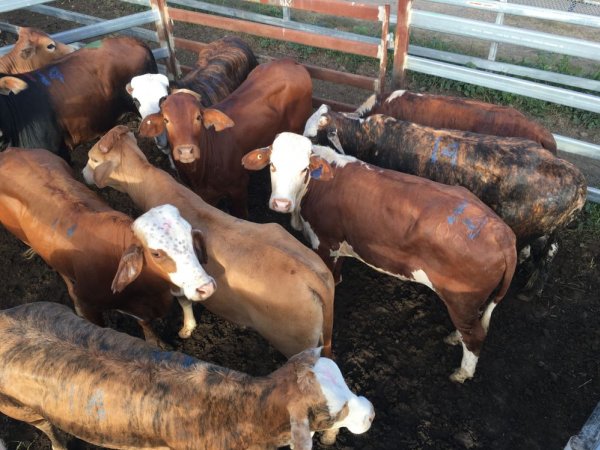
14,27,74,72
303,104,346,154
126,73,170,120
112,204,216,302
281,348,374,449
242,132,333,214
82,125,145,191
138,90,234,164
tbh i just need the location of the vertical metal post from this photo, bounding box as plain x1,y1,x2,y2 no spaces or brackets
282,6,291,21
488,0,507,61
149,0,180,79
392,0,412,90
376,4,390,97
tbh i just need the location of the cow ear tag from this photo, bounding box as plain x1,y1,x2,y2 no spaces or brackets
310,165,323,180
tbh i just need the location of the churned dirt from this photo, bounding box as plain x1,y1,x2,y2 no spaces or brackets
1,2,600,450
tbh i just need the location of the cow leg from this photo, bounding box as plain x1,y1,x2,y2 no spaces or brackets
445,303,486,383
177,296,197,339
0,395,67,450
519,234,558,301
316,246,344,284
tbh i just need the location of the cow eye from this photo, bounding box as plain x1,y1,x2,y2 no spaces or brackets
91,158,99,163
196,115,202,121
151,250,162,258
327,130,337,137
301,167,308,174
163,118,169,124
47,43,56,51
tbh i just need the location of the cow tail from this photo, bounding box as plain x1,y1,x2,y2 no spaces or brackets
492,228,518,305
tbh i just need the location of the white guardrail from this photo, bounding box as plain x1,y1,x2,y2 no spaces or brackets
0,0,598,202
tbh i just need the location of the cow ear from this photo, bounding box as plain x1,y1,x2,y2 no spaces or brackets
139,113,165,138
19,40,35,60
242,147,271,171
93,161,114,189
202,109,235,132
192,229,208,265
309,155,333,181
0,77,28,95
287,405,313,450
98,125,130,153
112,244,144,293
125,82,133,95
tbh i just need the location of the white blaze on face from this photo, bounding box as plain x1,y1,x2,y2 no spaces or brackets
303,104,330,138
132,204,216,302
313,358,374,434
269,132,313,214
129,73,170,119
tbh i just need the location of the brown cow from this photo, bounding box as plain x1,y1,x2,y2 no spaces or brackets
139,58,313,218
0,36,157,158
356,90,557,153
82,125,335,358
0,302,374,450
305,106,587,297
244,132,517,383
0,27,73,74
0,147,215,343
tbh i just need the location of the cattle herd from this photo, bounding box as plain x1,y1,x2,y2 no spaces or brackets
0,27,588,450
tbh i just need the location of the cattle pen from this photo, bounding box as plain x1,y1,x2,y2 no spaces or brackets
0,1,599,450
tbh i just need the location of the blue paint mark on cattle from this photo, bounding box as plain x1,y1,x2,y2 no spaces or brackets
310,166,323,180
447,200,468,225
47,66,65,84
37,72,51,86
463,216,489,240
431,137,459,167
66,224,77,237
150,350,198,368
181,355,198,368
86,389,107,421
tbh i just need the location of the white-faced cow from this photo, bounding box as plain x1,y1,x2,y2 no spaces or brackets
243,132,517,383
305,105,587,298
0,147,215,343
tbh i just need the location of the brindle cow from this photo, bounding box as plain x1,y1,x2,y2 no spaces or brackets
0,302,374,450
244,132,517,382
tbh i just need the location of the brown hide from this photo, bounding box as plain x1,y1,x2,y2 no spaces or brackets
0,303,341,449
85,126,335,358
140,58,312,218
300,151,516,361
0,27,73,74
0,148,174,338
32,36,156,149
358,91,557,153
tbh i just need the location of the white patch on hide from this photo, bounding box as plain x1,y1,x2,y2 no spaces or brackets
386,89,406,102
301,218,320,250
311,144,357,168
313,358,374,434
133,204,215,301
481,301,497,333
303,104,330,137
518,245,531,264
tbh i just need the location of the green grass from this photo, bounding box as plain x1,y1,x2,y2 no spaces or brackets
578,202,600,236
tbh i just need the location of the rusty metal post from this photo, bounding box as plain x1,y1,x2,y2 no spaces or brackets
376,4,390,97
392,0,412,90
149,0,180,79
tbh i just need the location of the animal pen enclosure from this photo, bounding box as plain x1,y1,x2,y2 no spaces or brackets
0,1,599,450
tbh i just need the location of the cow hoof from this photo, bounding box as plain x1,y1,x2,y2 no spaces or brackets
319,428,339,446
178,326,195,339
444,330,461,346
449,368,471,384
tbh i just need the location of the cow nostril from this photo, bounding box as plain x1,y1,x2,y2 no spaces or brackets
197,280,216,299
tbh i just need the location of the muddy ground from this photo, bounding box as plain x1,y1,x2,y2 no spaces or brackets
1,2,600,449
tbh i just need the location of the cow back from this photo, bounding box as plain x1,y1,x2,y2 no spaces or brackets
179,36,258,107
363,91,557,153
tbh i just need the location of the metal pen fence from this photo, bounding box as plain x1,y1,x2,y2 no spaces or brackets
0,0,598,201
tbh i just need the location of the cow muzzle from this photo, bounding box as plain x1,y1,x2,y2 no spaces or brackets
193,278,216,301
174,145,199,164
271,198,292,213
